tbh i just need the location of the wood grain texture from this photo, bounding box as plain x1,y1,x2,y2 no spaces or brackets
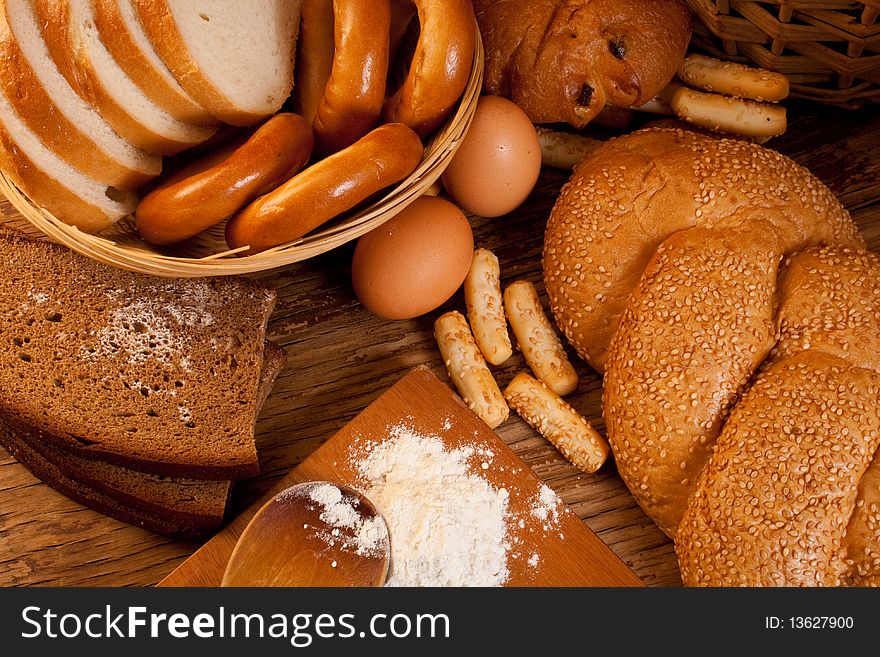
0,102,878,587
162,368,643,587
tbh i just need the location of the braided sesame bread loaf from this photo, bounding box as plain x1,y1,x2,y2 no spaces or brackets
543,127,880,585
473,0,692,128
678,247,880,586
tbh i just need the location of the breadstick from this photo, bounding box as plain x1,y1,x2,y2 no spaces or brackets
464,249,512,366
535,126,601,170
503,280,578,396
678,54,789,103
671,87,787,139
434,311,509,429
634,80,680,115
504,373,609,474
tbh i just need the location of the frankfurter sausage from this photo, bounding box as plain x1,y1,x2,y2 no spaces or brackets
381,0,475,137
314,0,391,154
135,113,314,245
293,0,335,125
226,122,424,254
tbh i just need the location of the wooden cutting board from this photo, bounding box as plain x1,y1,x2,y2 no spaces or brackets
160,367,642,587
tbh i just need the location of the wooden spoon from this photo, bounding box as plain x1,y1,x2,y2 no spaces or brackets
221,481,390,587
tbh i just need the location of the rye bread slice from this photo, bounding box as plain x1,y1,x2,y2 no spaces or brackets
132,0,302,126
0,233,277,479
0,416,231,534
0,340,286,535
33,0,217,155
0,80,138,233
92,0,216,126
3,0,162,185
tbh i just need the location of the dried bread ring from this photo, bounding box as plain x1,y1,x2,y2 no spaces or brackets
313,0,391,154
293,0,335,125
671,87,787,139
225,122,424,254
136,113,314,245
504,373,609,474
678,54,789,103
381,0,476,137
435,311,509,429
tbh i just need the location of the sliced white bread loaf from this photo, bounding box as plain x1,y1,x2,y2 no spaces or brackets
92,0,216,126
0,233,278,479
32,0,217,155
0,82,137,232
0,5,156,188
3,0,161,185
133,0,302,126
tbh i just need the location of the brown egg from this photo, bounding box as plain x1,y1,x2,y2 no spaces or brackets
352,196,474,320
441,95,542,217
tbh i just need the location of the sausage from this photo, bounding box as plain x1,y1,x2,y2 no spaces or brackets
381,0,476,137
225,122,424,254
313,0,391,154
293,0,335,125
134,113,314,245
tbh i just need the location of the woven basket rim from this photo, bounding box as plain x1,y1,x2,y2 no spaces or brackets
0,24,485,278
687,0,880,106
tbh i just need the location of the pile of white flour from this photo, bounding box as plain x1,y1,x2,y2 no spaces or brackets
306,422,568,587
353,425,511,587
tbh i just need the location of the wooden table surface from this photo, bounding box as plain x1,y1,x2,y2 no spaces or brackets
1,101,878,587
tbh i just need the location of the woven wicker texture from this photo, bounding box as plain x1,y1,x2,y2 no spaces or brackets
0,22,484,278
688,0,880,106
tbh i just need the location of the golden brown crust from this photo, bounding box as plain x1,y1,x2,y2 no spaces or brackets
677,349,880,586
381,0,476,137
225,122,424,254
34,0,214,155
91,0,216,126
314,0,390,154
0,122,134,232
544,130,874,575
293,0,335,124
0,7,158,187
543,127,863,373
474,0,692,128
671,247,880,586
603,223,781,536
135,113,314,245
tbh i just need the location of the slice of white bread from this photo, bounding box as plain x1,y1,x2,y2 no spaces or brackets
0,82,137,232
33,0,218,155
133,0,302,126
0,341,287,536
0,233,278,478
92,0,216,126
3,0,161,185
0,5,155,188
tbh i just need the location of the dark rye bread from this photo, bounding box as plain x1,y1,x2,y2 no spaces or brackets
0,233,277,479
0,340,286,535
0,418,227,536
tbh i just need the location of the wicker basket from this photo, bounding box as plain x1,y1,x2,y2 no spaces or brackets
687,0,880,107
0,26,483,278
